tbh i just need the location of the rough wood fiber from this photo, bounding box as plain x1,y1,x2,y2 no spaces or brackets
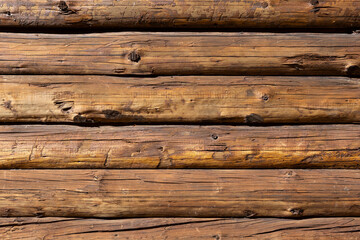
0,0,359,29
2,217,360,240
1,125,359,169
1,170,360,217
0,32,359,76
1,75,359,124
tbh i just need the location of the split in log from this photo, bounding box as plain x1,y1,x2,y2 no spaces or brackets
0,0,359,29
0,75,359,124
1,169,360,217
0,124,359,169
0,32,359,76
1,217,360,239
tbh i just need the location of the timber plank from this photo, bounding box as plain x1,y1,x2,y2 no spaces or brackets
0,32,359,76
0,75,359,124
1,217,360,239
0,125,359,169
1,169,360,217
0,0,359,29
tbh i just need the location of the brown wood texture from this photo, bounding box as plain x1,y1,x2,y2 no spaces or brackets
2,217,360,239
0,0,359,29
1,124,359,169
1,75,360,124
1,169,360,217
0,32,359,76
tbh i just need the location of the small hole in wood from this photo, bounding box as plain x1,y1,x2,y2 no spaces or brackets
211,134,218,140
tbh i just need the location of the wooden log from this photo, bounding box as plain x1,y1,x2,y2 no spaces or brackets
2,217,360,240
1,75,360,124
1,169,360,217
1,124,359,169
0,32,359,76
0,0,359,29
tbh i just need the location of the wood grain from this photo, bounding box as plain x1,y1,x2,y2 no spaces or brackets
2,217,360,239
0,0,359,29
0,32,359,76
1,124,359,169
1,75,359,124
1,169,360,217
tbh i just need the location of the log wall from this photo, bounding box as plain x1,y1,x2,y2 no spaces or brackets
0,0,359,238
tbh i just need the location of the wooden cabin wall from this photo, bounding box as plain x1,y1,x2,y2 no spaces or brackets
0,0,359,239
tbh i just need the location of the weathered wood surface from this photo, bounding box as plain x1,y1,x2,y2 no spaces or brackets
0,0,359,29
1,75,360,124
1,125,359,169
2,217,360,240
0,32,359,76
1,169,360,217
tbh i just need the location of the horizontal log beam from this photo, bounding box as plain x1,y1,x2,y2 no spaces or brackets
1,169,360,217
0,32,359,76
0,0,359,29
0,125,359,169
1,217,360,239
1,75,359,124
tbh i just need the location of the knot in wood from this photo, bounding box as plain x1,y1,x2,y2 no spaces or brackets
212,234,221,240
128,51,141,62
261,94,269,101
289,208,304,216
58,1,69,11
